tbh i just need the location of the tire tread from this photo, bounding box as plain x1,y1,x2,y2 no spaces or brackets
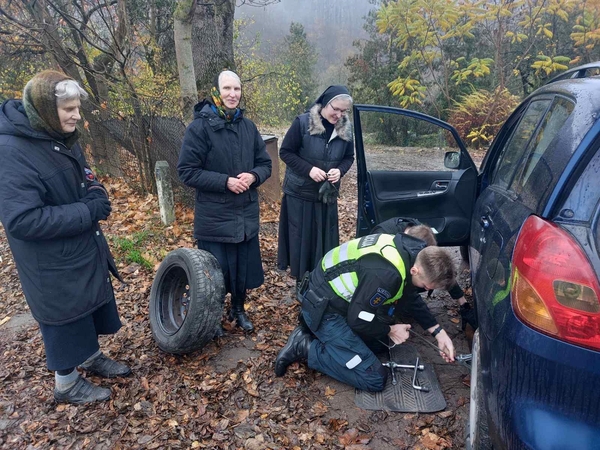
149,248,225,354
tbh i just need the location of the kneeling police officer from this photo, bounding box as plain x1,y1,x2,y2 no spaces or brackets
274,232,456,392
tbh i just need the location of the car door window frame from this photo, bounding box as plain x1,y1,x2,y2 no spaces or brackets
352,104,477,242
353,104,477,175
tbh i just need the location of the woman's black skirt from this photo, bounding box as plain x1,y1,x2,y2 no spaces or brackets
277,194,339,279
197,234,264,299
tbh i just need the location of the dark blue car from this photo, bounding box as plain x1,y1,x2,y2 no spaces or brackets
353,64,600,449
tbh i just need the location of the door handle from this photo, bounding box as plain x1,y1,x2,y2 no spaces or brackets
480,216,491,229
433,181,449,191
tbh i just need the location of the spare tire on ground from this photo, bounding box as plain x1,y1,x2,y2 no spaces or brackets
149,248,225,354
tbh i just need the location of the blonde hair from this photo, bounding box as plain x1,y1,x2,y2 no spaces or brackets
415,246,456,290
405,224,437,246
55,79,88,102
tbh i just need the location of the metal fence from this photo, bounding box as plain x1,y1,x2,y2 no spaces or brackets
84,113,280,207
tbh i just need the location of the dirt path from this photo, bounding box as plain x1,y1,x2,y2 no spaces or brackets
0,163,472,449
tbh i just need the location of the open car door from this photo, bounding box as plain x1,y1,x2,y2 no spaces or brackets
354,104,477,246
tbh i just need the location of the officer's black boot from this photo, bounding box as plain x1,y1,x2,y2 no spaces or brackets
459,303,478,330
228,295,254,332
274,326,314,377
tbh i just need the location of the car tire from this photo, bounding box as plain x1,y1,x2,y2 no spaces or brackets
467,329,492,449
149,248,225,354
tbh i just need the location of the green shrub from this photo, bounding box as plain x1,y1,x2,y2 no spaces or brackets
125,249,153,270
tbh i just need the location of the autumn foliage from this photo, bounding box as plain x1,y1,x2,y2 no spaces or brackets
448,89,521,149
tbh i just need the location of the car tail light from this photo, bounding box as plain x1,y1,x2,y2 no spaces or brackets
512,215,600,351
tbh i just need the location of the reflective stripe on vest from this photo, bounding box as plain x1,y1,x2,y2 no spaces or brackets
321,234,406,304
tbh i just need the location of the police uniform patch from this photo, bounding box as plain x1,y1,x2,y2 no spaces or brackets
369,287,391,307
358,234,380,249
84,167,97,182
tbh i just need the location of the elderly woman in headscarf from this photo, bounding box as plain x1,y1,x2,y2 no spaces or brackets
0,70,130,404
277,85,354,286
178,70,272,334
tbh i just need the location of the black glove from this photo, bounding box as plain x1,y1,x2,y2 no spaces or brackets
83,188,108,201
318,181,339,204
80,192,111,222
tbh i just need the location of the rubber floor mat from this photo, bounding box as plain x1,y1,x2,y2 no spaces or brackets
355,344,446,412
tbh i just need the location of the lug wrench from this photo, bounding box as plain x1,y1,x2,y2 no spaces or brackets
411,357,428,391
381,358,429,392
408,329,472,370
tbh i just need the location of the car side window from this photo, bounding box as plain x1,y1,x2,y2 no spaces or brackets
491,99,551,189
512,97,575,211
357,111,462,173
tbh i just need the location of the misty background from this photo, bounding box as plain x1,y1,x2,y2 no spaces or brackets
236,0,374,90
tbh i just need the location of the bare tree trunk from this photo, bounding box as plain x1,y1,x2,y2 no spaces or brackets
192,0,236,98
174,0,198,124
24,0,80,81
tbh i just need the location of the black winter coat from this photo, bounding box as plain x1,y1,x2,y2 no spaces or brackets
177,101,272,243
281,103,354,202
0,100,120,326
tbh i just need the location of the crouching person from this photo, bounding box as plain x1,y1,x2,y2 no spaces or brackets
274,232,456,392
0,71,130,404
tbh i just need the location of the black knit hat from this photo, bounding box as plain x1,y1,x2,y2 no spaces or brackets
315,85,351,106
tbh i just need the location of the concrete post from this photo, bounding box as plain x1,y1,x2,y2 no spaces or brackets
155,161,175,226
260,135,281,202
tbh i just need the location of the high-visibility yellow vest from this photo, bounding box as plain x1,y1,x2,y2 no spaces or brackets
321,234,406,304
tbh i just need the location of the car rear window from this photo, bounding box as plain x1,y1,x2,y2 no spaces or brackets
512,97,575,211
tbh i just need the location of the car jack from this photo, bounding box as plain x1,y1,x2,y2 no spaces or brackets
382,358,429,392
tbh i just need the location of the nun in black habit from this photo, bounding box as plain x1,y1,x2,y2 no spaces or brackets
277,85,355,281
